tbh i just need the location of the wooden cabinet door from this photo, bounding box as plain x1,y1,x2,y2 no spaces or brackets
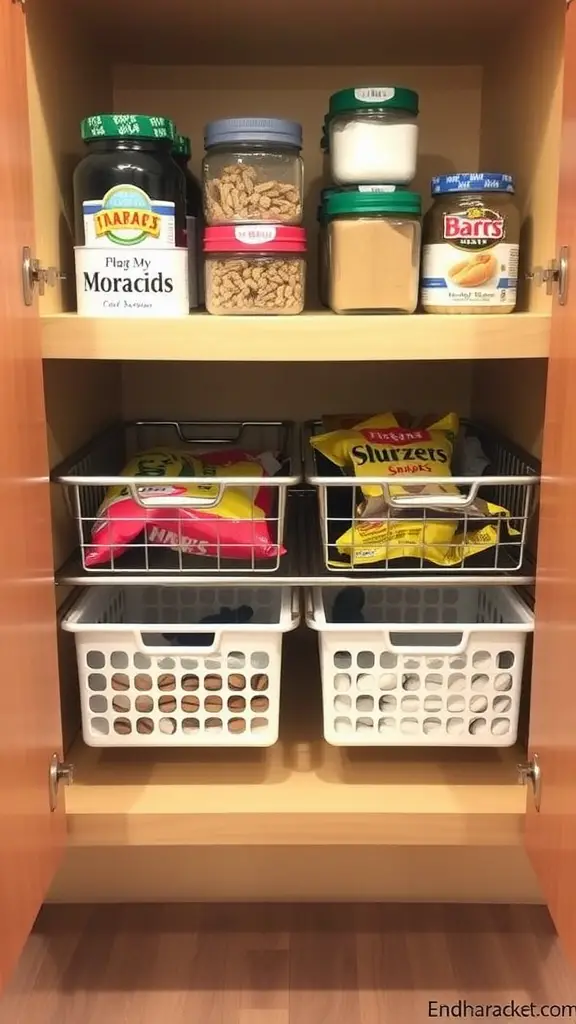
525,1,576,967
0,0,66,990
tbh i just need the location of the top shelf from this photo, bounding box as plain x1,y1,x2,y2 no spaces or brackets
41,312,550,362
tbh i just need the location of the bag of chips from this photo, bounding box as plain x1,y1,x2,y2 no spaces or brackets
85,446,284,566
310,412,518,567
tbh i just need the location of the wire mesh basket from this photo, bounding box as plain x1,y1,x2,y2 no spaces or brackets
305,421,540,576
53,421,301,575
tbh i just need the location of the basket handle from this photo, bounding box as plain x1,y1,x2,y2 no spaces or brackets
291,588,302,623
133,629,221,656
383,630,470,654
128,483,223,509
381,482,481,510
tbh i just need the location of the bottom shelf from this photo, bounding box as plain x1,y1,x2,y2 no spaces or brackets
65,632,527,850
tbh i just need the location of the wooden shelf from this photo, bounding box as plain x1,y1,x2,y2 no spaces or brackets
65,633,527,850
41,311,550,361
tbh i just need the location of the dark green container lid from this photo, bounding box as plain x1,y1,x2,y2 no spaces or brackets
173,133,191,159
328,86,419,118
81,114,176,142
326,189,421,219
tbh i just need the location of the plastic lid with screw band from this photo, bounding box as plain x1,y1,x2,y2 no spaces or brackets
204,225,307,252
326,190,421,218
81,114,176,142
328,86,419,118
431,173,515,195
173,134,192,159
204,117,303,149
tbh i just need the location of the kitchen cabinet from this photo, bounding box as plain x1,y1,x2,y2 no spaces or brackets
1,0,576,989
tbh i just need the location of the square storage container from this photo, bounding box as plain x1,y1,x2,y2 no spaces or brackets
203,117,304,225
62,585,299,747
307,585,533,748
204,226,306,315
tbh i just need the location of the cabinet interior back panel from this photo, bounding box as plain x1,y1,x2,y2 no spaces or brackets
121,361,474,422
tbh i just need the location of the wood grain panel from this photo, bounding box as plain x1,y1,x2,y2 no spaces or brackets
67,0,527,63
2,903,573,1024
25,0,113,314
0,0,65,990
40,312,551,362
479,0,565,313
525,0,576,970
49,846,541,904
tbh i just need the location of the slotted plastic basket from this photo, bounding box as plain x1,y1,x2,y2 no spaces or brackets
53,420,300,575
307,585,533,747
305,421,539,576
62,585,299,747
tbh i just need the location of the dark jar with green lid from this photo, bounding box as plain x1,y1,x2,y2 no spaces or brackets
326,189,422,314
73,113,189,317
173,132,203,308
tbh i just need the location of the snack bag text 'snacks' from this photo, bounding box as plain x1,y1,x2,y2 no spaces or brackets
85,447,284,566
310,412,518,567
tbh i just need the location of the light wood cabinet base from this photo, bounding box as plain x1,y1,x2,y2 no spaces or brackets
49,846,542,904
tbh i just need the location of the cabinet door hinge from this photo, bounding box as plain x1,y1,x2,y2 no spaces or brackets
526,247,569,305
48,753,74,812
517,753,542,812
21,247,66,306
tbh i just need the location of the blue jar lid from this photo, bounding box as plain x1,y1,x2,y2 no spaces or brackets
432,173,515,195
205,117,302,149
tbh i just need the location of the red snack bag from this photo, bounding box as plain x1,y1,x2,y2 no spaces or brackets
85,446,285,566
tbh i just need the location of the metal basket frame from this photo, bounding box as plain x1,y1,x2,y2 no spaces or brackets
305,420,540,576
53,420,301,576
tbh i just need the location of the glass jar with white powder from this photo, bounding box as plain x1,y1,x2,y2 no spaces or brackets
327,87,419,185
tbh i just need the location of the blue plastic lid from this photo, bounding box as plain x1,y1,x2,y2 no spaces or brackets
205,117,302,149
432,173,515,195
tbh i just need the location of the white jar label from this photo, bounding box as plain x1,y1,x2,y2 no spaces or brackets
75,247,189,316
354,87,395,103
357,185,399,192
421,243,519,307
421,203,518,308
234,225,277,245
82,185,176,247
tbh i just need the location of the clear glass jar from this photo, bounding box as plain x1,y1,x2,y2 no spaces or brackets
204,225,306,315
326,191,422,314
327,87,419,185
203,118,303,225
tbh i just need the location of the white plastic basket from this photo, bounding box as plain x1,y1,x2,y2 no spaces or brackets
62,586,299,747
307,585,533,747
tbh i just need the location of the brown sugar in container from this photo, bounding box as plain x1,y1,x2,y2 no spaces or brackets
421,173,520,314
326,190,422,314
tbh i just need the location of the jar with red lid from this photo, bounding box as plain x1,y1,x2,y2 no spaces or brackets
203,225,306,315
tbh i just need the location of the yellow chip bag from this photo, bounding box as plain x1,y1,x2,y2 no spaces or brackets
310,412,460,499
310,412,518,567
334,505,518,567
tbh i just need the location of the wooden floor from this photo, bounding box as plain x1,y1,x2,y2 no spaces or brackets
1,903,576,1023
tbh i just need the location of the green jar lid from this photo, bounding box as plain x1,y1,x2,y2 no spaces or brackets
81,113,177,142
326,189,421,218
173,133,191,159
328,86,419,117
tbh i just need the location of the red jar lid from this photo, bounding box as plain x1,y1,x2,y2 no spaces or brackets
204,225,307,252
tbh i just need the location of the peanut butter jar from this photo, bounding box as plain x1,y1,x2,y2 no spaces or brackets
421,173,520,314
